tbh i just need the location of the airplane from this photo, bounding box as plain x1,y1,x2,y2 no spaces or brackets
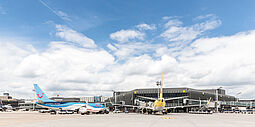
137,73,185,114
111,73,188,114
33,84,109,115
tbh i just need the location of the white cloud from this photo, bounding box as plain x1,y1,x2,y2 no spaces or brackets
136,23,156,30
194,14,216,21
162,16,180,20
0,41,115,98
164,19,183,28
56,24,97,48
107,43,117,51
57,11,72,22
176,31,255,95
2,14,255,100
161,16,221,44
108,42,162,60
110,30,145,43
123,55,178,76
109,30,255,99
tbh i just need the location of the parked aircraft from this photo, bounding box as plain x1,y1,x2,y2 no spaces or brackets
112,73,188,114
137,73,188,114
33,84,108,115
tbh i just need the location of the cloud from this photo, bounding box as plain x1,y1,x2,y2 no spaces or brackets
2,14,255,99
164,19,183,28
162,16,181,20
175,31,255,92
161,15,222,45
56,24,97,48
2,30,255,99
56,11,72,22
122,55,178,76
108,29,255,98
194,14,217,21
107,43,117,51
110,30,145,43
107,42,162,60
136,23,156,31
0,41,115,97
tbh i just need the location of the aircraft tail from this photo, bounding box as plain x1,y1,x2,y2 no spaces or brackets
33,84,56,103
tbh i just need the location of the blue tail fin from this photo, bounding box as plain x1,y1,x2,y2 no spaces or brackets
33,84,56,103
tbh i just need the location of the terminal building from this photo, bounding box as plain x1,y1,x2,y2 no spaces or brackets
108,87,253,112
0,92,24,108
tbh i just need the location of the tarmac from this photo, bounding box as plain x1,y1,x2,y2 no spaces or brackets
1,111,255,127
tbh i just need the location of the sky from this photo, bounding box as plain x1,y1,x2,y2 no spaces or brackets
1,0,255,99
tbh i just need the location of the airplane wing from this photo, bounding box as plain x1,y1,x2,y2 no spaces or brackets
111,103,142,108
143,106,154,110
136,96,157,101
164,96,189,101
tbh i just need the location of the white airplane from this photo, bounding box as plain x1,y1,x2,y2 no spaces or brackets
34,84,108,114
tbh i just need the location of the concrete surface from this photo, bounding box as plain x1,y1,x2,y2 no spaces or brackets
1,112,255,127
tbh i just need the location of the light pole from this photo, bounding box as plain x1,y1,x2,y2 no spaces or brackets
32,88,35,111
216,87,222,113
156,81,160,98
112,90,117,111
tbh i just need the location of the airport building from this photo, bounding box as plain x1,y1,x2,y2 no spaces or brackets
112,88,235,105
0,92,24,108
108,87,246,112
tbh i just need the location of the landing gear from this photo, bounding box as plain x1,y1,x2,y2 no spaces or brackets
148,110,153,114
50,110,56,115
162,110,167,115
104,110,109,114
142,108,146,114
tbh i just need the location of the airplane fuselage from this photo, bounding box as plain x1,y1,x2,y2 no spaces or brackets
37,102,105,112
37,102,86,110
152,98,166,111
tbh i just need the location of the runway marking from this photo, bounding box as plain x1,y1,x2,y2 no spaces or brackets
161,116,176,119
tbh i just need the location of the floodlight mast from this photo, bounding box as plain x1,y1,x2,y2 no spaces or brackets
32,88,35,111
160,72,163,99
216,87,222,113
156,81,160,99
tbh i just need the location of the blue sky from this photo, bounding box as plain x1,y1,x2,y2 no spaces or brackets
1,0,255,98
1,0,255,48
